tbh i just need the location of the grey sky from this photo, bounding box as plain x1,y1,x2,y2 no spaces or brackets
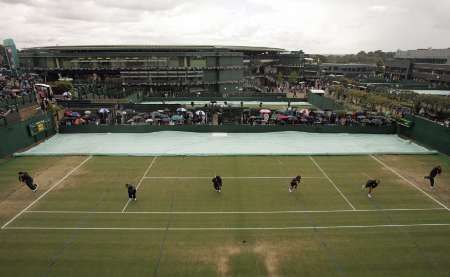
1,0,450,54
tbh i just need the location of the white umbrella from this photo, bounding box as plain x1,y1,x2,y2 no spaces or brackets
259,109,271,114
145,118,153,123
98,108,110,113
84,110,91,115
195,110,206,116
62,91,71,97
300,109,309,115
176,107,187,112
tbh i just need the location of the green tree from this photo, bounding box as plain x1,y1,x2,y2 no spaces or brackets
288,71,299,84
276,72,284,83
51,80,74,95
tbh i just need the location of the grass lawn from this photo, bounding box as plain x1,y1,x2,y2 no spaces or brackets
0,155,449,276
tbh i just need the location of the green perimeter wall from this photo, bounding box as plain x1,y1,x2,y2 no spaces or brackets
308,93,344,111
60,124,396,134
398,116,450,155
0,114,56,157
142,96,293,102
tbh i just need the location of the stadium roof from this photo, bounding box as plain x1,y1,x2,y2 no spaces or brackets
22,45,285,53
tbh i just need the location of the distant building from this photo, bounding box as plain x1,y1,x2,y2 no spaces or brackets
320,63,377,79
0,44,7,69
20,45,284,97
19,45,316,97
2,39,19,70
385,48,450,87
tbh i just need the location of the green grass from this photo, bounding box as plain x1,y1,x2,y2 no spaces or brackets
0,155,449,276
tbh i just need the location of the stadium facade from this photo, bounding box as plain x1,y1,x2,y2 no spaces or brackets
320,63,377,78
18,45,311,97
385,48,450,86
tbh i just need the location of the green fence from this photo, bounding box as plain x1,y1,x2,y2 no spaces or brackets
142,96,292,102
0,113,56,157
398,116,450,155
307,93,344,111
60,124,396,134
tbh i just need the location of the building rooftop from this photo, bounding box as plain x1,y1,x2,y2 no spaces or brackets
22,45,285,53
395,48,450,63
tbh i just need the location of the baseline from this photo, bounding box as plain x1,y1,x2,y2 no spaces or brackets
23,207,445,214
143,176,325,179
5,223,450,231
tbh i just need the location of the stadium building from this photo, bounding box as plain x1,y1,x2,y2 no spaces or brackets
385,48,450,86
320,63,377,79
18,45,309,97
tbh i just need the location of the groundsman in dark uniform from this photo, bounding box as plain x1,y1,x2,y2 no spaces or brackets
18,172,38,192
126,184,137,201
362,179,380,198
424,166,442,190
289,176,301,192
212,176,223,192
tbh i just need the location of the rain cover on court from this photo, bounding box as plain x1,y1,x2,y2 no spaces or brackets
15,131,435,156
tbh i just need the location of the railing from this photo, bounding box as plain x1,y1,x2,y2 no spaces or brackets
0,92,37,111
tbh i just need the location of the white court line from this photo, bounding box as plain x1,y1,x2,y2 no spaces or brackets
309,156,356,210
370,155,449,211
142,176,325,179
24,207,446,215
1,156,93,230
4,223,450,231
121,156,158,213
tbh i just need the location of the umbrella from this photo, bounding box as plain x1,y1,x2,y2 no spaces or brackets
71,112,81,117
98,108,110,114
145,119,153,123
176,107,187,113
171,115,184,121
259,109,271,114
299,109,309,116
277,115,289,121
62,91,71,97
84,110,91,115
195,110,206,116
64,110,73,117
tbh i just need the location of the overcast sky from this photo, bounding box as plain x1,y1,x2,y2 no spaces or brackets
1,0,450,54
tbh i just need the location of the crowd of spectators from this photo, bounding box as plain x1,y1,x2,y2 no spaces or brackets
60,105,392,128
0,73,41,101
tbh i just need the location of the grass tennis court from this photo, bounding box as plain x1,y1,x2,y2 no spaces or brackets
0,155,449,276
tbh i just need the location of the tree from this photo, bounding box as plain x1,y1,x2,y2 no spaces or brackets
288,71,299,84
51,80,74,95
276,72,284,84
